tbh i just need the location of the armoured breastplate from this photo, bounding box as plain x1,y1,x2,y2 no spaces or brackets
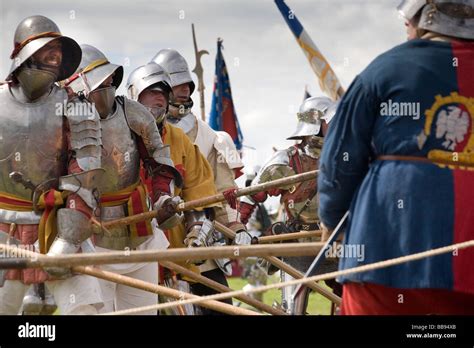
97,101,144,250
99,102,140,193
0,85,66,201
281,147,318,224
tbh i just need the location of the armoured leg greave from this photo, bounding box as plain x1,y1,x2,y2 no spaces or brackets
22,283,57,315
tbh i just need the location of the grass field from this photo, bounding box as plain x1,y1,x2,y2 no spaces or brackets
228,274,332,315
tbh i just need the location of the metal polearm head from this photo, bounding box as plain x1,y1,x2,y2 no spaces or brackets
9,171,36,192
191,23,209,121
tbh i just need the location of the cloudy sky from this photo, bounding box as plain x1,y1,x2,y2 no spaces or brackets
0,0,405,175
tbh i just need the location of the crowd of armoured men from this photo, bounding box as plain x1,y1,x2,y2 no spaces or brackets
0,14,333,315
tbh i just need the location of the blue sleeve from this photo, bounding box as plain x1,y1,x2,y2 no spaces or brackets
318,75,377,228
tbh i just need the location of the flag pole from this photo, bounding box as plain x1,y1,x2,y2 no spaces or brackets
274,0,344,100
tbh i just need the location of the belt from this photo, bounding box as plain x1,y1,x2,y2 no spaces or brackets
377,155,432,163
377,155,474,168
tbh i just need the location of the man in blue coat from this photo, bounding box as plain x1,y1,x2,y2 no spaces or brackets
318,0,474,314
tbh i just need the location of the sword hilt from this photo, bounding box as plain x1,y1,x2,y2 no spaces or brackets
9,171,36,192
9,171,46,213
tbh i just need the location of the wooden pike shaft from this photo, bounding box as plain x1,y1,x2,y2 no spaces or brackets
0,243,257,316
78,265,258,316
161,261,286,315
213,222,341,305
258,231,321,244
102,170,317,228
88,221,282,314
0,242,323,269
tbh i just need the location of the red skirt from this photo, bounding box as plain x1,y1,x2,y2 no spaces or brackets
341,282,474,315
2,223,48,284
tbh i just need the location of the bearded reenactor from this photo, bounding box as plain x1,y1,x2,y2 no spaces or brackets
64,45,182,314
238,96,340,314
127,61,228,314
0,15,104,315
151,49,251,314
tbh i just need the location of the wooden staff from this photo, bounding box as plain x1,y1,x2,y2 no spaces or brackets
86,220,278,314
258,230,321,244
102,170,317,229
214,222,341,305
109,238,474,315
79,266,259,316
160,261,286,315
0,243,258,316
90,219,283,315
0,242,323,269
